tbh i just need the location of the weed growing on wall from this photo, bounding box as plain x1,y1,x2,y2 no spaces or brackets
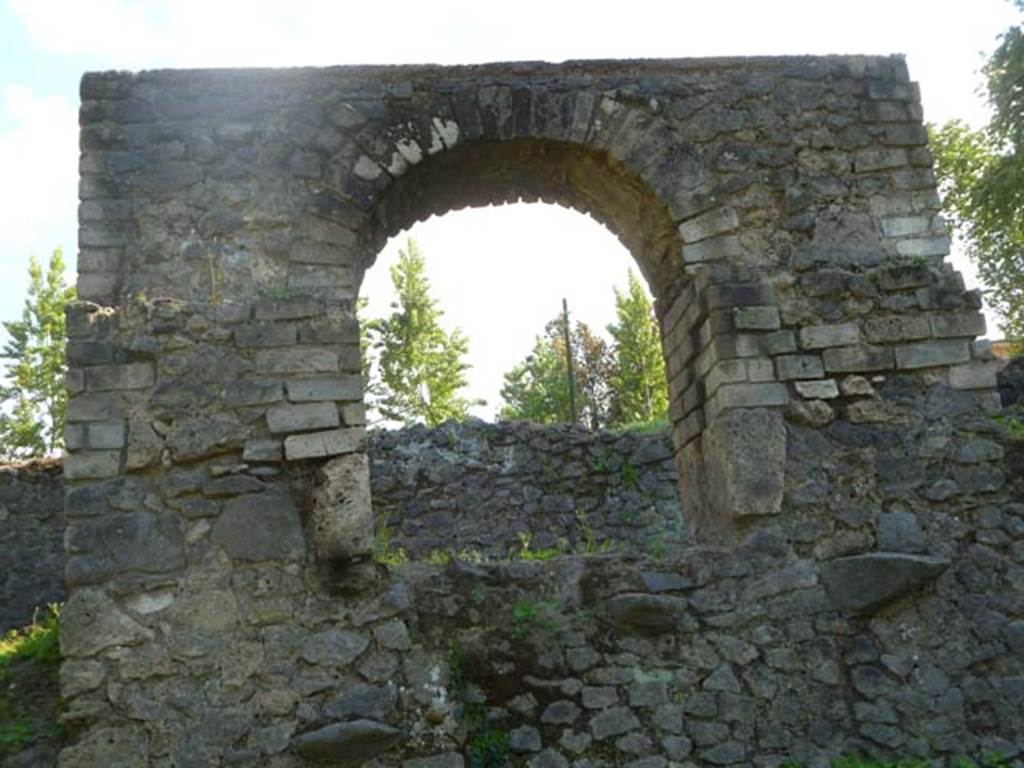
446,642,509,768
0,605,63,759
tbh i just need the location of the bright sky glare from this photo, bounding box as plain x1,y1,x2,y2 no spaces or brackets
0,0,1018,417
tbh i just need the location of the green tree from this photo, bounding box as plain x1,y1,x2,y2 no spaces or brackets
366,238,479,426
929,1,1024,341
499,314,614,429
606,270,668,426
0,249,76,458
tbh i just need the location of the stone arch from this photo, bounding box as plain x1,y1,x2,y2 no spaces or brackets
337,119,774,550
60,59,1017,768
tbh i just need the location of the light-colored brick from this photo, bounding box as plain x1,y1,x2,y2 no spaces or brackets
794,379,839,400
708,383,789,416
287,375,363,402
255,348,339,374
930,312,986,339
86,421,126,449
822,345,894,373
705,360,747,396
799,323,861,350
678,207,739,243
854,148,908,172
284,428,364,460
243,439,284,462
733,306,780,331
86,362,155,391
895,236,950,258
894,340,970,370
948,362,999,390
682,235,743,264
775,355,824,381
64,450,121,480
747,359,776,382
266,402,340,433
863,315,930,343
880,215,930,238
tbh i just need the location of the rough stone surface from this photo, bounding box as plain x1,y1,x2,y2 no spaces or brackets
210,492,306,562
370,420,681,559
821,553,949,614
0,460,64,632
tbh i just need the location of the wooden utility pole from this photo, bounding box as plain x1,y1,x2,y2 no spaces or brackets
562,298,577,424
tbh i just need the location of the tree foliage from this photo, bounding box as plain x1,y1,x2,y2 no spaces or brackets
607,269,668,425
499,314,614,430
365,239,479,426
929,1,1024,340
500,271,667,430
0,249,76,458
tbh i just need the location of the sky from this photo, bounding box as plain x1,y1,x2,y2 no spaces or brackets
0,0,1018,418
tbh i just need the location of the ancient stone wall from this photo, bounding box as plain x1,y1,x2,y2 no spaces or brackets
0,459,65,633
60,57,1023,766
370,420,680,561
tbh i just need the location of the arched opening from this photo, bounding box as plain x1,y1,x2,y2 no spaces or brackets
348,137,740,555
359,201,683,560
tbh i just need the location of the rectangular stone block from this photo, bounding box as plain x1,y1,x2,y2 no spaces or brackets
85,362,155,391
762,330,797,355
340,402,367,426
864,315,931,343
266,402,340,434
682,234,743,264
853,148,908,172
799,323,861,350
243,439,284,462
253,297,323,320
709,383,789,414
284,428,365,460
822,345,895,373
895,236,950,258
775,354,825,381
894,340,970,370
747,358,775,382
66,392,136,422
64,450,122,480
287,375,363,403
65,424,85,451
794,379,840,399
76,273,119,302
678,208,739,243
234,323,298,348
288,265,356,295
86,421,126,450
225,380,283,406
733,305,780,331
705,282,775,310
880,215,930,238
948,362,999,390
256,348,339,374
66,368,85,396
930,312,986,339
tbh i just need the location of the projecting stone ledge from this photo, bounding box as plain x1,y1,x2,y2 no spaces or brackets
821,552,949,615
292,720,402,764
607,593,691,634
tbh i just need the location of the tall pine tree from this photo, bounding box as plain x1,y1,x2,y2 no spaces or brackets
606,270,668,426
366,238,479,426
0,248,76,457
